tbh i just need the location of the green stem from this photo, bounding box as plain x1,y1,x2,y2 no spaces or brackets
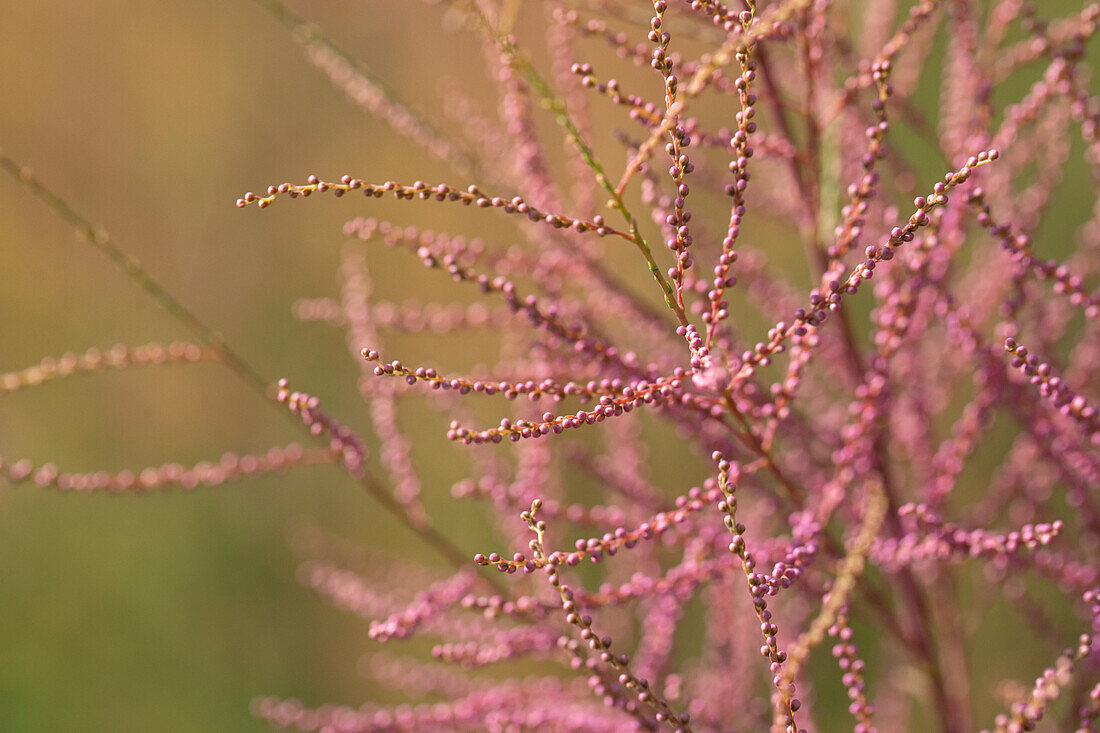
470,6,689,327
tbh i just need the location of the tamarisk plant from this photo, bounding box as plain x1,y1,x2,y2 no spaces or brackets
4,0,1100,730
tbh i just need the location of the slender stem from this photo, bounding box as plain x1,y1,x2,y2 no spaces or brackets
872,444,960,733
467,4,689,327
754,45,815,235
722,393,807,507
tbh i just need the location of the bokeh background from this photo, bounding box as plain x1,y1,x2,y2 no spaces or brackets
0,4,502,730
0,2,1095,731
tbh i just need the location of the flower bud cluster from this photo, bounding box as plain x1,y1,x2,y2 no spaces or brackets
1,443,325,494
0,341,218,394
1005,338,1100,443
277,379,368,475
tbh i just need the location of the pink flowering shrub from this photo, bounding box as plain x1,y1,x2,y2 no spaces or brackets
4,0,1100,731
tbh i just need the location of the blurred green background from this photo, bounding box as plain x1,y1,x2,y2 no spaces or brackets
0,2,1095,731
